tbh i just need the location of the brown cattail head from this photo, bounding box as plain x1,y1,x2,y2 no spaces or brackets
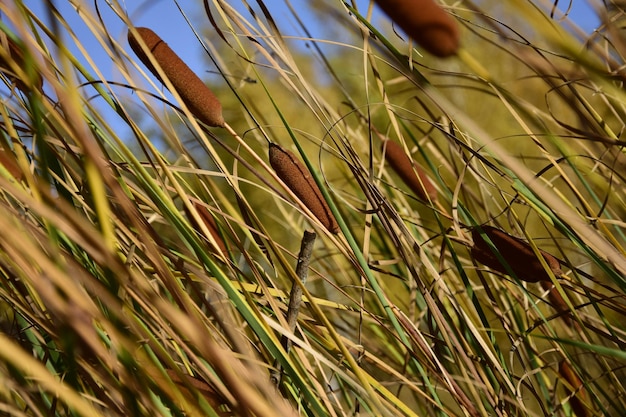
269,143,339,234
382,139,437,202
374,0,459,57
0,35,43,92
149,368,230,415
0,147,24,181
185,202,228,256
540,280,574,327
127,27,224,127
559,360,590,417
471,225,562,283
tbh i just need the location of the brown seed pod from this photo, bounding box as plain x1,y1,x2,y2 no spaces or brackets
559,360,590,417
0,35,43,92
374,0,459,57
147,368,231,415
471,226,562,283
185,202,228,255
382,139,437,202
540,280,574,327
0,147,24,181
127,27,224,127
269,143,339,234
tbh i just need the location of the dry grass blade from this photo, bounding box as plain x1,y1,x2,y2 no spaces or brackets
559,360,591,417
373,0,459,57
127,27,225,127
471,226,562,283
269,143,339,234
382,138,438,202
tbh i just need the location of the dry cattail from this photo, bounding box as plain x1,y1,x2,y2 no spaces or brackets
0,147,24,181
147,368,231,416
374,0,459,57
559,360,590,417
0,35,43,92
471,226,562,283
127,27,224,127
540,280,574,327
382,139,437,202
269,143,339,234
185,202,228,255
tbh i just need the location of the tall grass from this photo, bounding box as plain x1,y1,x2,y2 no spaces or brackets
0,0,625,416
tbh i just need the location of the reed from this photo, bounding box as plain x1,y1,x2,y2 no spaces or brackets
127,27,225,127
470,225,562,283
374,0,459,57
559,360,590,417
269,143,339,234
382,138,438,202
2,2,625,416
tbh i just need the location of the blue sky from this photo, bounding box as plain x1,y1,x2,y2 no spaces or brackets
19,0,600,84
11,0,602,142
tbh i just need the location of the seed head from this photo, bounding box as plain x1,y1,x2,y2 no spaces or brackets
374,0,459,57
540,281,574,327
269,143,339,234
382,139,437,202
0,36,43,92
471,226,562,283
185,202,228,255
559,360,590,417
128,27,224,127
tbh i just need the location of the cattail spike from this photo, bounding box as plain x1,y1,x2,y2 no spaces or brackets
0,147,24,181
540,281,574,327
382,139,438,202
471,225,562,283
269,143,339,234
128,27,225,127
0,35,43,92
185,202,228,256
559,361,590,417
374,0,459,57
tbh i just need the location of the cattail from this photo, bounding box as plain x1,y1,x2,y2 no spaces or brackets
471,226,562,283
0,147,24,181
382,139,438,202
127,27,224,127
374,0,459,57
185,202,228,255
559,360,590,417
540,280,574,327
147,368,229,414
0,36,43,92
269,143,339,234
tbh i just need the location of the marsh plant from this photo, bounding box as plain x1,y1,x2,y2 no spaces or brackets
1,0,625,416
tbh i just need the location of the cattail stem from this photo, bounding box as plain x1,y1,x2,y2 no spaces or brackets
128,27,225,127
271,230,316,386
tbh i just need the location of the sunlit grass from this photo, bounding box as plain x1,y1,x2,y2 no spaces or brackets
0,0,625,416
